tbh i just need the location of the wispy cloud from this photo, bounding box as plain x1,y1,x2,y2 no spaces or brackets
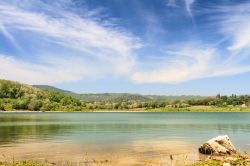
131,42,250,84
166,0,196,20
184,0,195,20
218,4,250,51
0,23,21,50
132,45,214,83
0,0,141,84
0,54,98,84
1,0,250,86
166,0,178,7
131,1,250,84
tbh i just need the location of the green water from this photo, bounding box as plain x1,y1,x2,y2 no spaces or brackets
0,112,250,162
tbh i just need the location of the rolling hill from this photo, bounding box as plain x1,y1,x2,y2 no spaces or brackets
33,85,206,102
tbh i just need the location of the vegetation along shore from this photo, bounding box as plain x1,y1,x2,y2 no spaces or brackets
1,79,250,112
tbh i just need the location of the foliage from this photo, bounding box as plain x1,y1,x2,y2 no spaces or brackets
191,160,223,166
191,154,250,166
0,80,84,112
0,80,25,98
1,80,250,112
0,161,49,166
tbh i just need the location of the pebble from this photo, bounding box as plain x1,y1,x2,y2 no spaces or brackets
225,157,238,162
223,163,231,166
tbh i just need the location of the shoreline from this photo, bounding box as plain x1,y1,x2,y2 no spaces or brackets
0,153,249,166
1,111,250,113
1,109,250,113
1,105,250,113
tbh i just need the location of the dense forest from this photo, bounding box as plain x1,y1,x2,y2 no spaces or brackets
1,79,250,112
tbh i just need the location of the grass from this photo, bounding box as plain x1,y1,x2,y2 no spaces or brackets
0,158,250,166
191,160,224,166
147,106,250,112
191,159,250,166
0,161,49,166
192,154,250,166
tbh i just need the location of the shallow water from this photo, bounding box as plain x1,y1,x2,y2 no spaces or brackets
0,112,250,165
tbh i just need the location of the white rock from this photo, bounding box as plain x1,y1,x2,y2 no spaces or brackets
199,135,237,155
225,157,238,162
223,163,231,166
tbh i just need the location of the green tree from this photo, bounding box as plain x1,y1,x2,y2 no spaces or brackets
28,99,43,111
49,92,64,102
0,80,24,98
0,100,5,111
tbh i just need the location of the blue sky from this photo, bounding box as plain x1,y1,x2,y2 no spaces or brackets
1,0,250,95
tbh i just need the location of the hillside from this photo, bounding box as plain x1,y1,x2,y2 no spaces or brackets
33,85,74,94
0,80,83,111
34,85,151,102
34,85,206,102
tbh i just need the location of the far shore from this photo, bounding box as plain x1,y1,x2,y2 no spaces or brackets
1,106,250,113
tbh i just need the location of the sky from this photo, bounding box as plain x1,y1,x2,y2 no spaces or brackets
0,0,250,95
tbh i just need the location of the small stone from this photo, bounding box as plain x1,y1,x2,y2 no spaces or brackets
223,163,231,166
211,156,223,161
225,157,238,162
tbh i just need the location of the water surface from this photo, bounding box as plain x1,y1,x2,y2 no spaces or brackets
0,112,250,165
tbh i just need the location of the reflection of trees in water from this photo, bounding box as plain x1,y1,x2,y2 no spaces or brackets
0,114,59,122
0,124,79,144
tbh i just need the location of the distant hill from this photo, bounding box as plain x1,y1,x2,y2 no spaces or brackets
34,85,206,102
33,85,74,94
33,85,151,102
76,93,151,102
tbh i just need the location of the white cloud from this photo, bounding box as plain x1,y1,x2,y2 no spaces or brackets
0,54,98,84
131,44,250,84
0,1,141,84
219,5,250,51
131,2,250,84
0,23,21,50
166,0,178,7
166,0,196,19
132,46,214,83
201,2,250,51
184,0,195,16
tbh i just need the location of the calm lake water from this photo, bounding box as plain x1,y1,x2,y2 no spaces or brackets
0,112,250,165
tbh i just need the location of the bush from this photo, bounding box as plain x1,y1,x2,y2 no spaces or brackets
28,99,43,111
12,99,29,110
40,102,59,111
0,103,5,111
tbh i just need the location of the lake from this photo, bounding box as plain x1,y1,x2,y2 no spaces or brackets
0,112,250,165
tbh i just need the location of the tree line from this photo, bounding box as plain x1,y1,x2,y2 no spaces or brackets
1,80,250,111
